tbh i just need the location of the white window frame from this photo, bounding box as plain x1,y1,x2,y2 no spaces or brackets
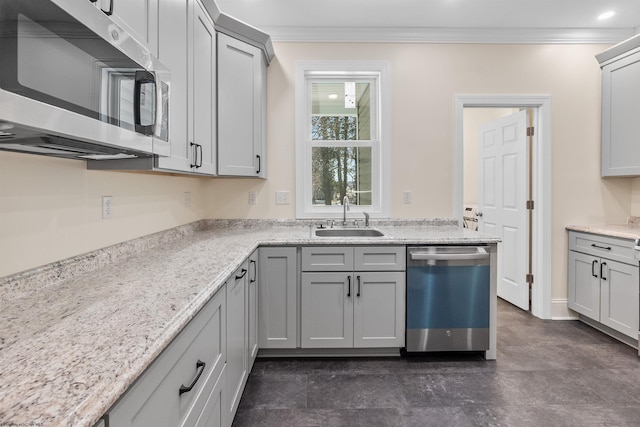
295,61,391,219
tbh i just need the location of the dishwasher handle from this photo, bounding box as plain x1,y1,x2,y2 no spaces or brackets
409,249,489,262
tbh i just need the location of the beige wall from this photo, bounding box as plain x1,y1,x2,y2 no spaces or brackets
206,42,634,304
1,41,635,308
0,152,206,277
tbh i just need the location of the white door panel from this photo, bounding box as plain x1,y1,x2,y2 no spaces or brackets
478,110,529,310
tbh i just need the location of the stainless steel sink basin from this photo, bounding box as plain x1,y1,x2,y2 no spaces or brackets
315,228,385,237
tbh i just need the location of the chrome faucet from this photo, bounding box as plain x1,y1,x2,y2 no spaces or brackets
342,196,350,226
363,212,370,227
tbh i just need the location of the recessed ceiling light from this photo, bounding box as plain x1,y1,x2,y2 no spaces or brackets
328,93,338,100
598,11,615,20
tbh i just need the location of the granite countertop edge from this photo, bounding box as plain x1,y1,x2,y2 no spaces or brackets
565,223,640,241
0,220,499,427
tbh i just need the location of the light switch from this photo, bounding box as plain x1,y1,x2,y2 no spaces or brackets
402,191,412,204
275,191,289,205
249,191,257,204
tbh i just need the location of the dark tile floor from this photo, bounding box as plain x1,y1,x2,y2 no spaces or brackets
233,299,640,426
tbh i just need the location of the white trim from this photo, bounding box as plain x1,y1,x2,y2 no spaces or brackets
268,27,634,45
551,298,579,320
454,94,552,319
295,61,391,219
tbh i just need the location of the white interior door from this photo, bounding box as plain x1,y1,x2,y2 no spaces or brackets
478,110,529,310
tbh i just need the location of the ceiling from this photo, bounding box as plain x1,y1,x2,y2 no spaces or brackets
215,0,640,44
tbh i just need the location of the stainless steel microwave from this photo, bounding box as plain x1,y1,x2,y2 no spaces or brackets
0,0,170,160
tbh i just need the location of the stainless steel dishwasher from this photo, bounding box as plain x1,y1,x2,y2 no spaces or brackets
405,246,490,352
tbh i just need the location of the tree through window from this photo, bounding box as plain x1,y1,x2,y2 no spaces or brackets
310,81,372,207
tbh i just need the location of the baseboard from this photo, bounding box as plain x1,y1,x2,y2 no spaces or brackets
551,298,579,320
258,347,401,358
579,315,638,349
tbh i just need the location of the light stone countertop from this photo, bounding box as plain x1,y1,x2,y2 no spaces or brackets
0,221,499,427
565,223,640,241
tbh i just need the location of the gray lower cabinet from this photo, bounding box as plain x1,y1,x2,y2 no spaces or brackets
106,286,227,427
226,261,249,423
301,246,405,349
182,365,226,427
258,247,297,349
248,250,259,369
568,231,639,340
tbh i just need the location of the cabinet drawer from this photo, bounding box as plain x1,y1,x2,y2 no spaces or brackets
354,246,406,271
302,246,354,271
180,365,226,427
107,288,226,427
568,231,636,265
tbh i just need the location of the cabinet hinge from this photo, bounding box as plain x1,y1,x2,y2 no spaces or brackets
526,200,534,210
526,273,534,285
527,126,535,137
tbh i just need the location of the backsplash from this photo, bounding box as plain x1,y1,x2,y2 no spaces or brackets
628,216,640,225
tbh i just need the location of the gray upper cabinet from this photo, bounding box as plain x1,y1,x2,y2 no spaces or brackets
188,0,217,175
101,0,159,56
217,33,267,177
88,1,275,177
597,34,640,177
89,0,217,175
157,0,216,175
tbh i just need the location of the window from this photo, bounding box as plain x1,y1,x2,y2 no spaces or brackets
295,62,390,219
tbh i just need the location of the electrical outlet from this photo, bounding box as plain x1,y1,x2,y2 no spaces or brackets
184,192,191,208
102,196,113,219
248,191,257,205
275,191,289,205
402,191,412,204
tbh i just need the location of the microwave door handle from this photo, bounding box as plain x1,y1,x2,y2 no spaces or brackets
101,0,114,16
134,71,156,136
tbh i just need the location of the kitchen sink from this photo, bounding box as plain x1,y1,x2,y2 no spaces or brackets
315,228,385,238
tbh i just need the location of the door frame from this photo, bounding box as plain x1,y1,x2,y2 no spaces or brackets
454,94,552,319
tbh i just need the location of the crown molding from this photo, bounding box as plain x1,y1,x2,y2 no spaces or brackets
264,26,637,44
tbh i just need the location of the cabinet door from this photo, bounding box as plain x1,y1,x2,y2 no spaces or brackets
258,247,297,349
601,50,640,176
567,251,600,321
353,272,405,348
600,259,639,339
189,0,217,175
226,263,248,421
248,250,259,368
106,0,158,55
301,273,353,348
156,0,192,172
217,33,263,176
